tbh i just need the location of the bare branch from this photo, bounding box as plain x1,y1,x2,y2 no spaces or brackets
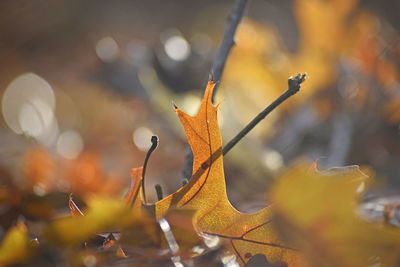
183,0,248,179
210,0,248,100
222,73,307,156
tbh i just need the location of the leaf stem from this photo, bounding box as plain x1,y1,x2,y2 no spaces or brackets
222,73,307,156
142,135,158,204
154,184,164,201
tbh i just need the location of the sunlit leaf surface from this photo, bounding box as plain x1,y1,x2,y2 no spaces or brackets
153,80,302,265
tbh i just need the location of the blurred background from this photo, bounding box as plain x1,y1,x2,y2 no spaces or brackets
0,0,399,224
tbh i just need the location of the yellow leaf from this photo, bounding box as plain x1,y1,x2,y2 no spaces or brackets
0,221,31,266
270,164,400,266
45,197,129,245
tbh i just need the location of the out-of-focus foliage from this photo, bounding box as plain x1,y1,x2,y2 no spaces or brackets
0,221,32,266
214,0,399,197
45,197,130,246
270,164,400,266
22,146,123,197
220,0,399,130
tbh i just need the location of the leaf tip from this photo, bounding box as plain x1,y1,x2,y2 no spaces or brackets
204,80,217,104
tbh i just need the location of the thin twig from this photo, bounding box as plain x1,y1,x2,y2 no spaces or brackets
183,0,248,179
222,73,307,156
210,0,248,100
142,135,159,204
180,74,306,182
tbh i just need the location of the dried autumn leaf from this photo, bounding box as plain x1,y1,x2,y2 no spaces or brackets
45,197,129,245
148,80,302,265
69,196,125,255
270,164,400,266
123,167,146,217
120,168,203,260
118,168,165,254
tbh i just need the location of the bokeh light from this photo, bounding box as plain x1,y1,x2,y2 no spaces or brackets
2,72,59,146
56,130,84,159
133,127,154,151
161,29,191,62
181,94,201,116
262,149,283,171
95,36,120,62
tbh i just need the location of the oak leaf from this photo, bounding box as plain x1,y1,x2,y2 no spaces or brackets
149,80,302,265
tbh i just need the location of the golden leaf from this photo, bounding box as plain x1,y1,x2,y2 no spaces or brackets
45,197,129,245
151,80,302,265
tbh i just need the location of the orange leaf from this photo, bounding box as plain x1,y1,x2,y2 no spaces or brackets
152,80,302,265
123,167,143,208
69,195,84,217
